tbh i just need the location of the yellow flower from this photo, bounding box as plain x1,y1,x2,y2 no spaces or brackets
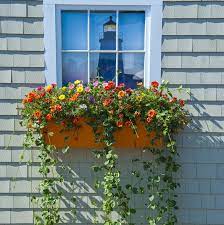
141,93,146,97
76,85,83,93
74,80,81,85
58,94,66,100
62,86,67,91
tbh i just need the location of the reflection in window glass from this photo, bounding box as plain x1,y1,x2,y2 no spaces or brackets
118,53,144,88
90,12,116,50
62,53,88,85
119,12,145,50
90,53,116,81
62,11,88,50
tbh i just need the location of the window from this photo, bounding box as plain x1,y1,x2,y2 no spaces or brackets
44,0,163,88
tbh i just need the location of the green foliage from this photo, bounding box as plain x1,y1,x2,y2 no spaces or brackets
21,80,189,225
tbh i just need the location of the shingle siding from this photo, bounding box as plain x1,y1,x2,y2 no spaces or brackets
163,1,224,224
0,1,44,223
0,0,223,224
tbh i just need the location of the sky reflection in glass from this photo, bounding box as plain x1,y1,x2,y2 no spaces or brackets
62,11,87,50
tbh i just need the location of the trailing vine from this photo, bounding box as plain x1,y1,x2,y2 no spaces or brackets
21,79,189,225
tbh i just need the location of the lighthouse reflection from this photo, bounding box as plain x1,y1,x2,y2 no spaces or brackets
90,13,144,88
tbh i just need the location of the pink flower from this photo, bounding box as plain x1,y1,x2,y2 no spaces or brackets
85,87,91,92
93,81,99,87
68,84,75,90
36,86,43,91
103,82,108,88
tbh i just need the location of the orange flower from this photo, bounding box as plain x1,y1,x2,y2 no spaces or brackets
169,97,177,103
33,110,42,119
146,117,152,124
50,104,62,113
118,90,126,98
69,93,80,101
179,99,185,107
28,92,37,99
151,81,159,88
134,111,141,117
103,99,112,107
147,109,157,118
116,121,123,128
23,98,33,104
46,114,53,121
45,85,53,92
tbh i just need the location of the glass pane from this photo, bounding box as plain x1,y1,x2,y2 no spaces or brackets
62,53,88,85
62,11,87,50
119,11,145,50
118,53,144,88
90,11,116,50
90,53,116,81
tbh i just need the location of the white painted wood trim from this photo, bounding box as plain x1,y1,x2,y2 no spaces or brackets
44,0,162,6
43,0,163,85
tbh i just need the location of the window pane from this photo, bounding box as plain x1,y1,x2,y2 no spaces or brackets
62,11,87,50
90,11,116,50
90,53,116,81
118,53,144,88
62,53,88,85
119,11,145,50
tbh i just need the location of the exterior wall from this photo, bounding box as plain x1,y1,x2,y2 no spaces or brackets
162,1,224,224
0,0,224,224
0,0,44,224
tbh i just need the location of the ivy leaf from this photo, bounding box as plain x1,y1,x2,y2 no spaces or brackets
62,146,69,154
149,195,154,202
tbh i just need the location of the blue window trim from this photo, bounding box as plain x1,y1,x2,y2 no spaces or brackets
43,0,163,87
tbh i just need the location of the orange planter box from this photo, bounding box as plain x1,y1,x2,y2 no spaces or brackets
43,120,163,149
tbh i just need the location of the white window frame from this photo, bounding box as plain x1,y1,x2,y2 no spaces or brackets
43,0,163,88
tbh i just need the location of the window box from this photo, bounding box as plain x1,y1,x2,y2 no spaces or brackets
43,119,163,149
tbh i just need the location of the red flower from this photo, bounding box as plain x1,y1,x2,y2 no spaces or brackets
151,81,159,88
116,121,123,128
41,92,46,97
147,109,157,118
108,81,115,88
55,104,62,111
104,85,111,91
126,88,133,95
179,99,185,107
104,81,115,91
103,99,112,107
125,121,132,127
146,117,152,124
46,114,52,121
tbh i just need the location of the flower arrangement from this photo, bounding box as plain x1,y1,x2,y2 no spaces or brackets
21,80,189,225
